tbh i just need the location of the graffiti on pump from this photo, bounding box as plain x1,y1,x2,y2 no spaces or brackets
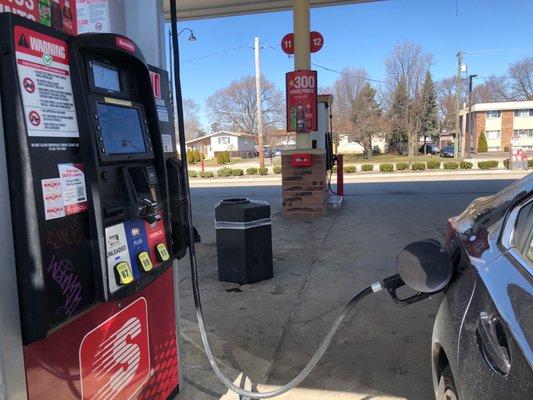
47,254,82,317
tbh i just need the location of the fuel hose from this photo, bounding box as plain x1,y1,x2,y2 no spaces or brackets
169,3,383,398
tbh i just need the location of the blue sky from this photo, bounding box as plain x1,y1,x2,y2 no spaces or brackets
167,0,533,127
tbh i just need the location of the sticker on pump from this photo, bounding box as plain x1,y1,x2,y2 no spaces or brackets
14,26,79,138
80,297,150,400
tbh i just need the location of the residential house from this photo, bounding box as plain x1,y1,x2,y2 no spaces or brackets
186,131,256,159
460,101,533,152
337,134,388,154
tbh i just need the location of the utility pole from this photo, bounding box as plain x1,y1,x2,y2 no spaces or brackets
466,74,478,158
454,51,464,159
254,36,265,169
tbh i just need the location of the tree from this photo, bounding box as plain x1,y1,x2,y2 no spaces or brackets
436,77,459,133
508,57,533,100
206,75,284,134
478,131,488,153
183,97,202,140
472,76,511,103
350,83,381,158
420,71,439,146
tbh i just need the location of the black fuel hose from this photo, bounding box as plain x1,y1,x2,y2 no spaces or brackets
169,3,383,398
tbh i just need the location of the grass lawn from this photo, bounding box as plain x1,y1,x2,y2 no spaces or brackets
342,153,461,164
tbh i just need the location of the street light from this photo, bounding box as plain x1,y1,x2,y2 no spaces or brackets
178,27,197,41
466,74,478,158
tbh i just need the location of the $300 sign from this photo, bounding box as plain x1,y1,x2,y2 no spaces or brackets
286,70,318,133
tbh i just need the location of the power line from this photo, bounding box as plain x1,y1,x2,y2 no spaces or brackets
464,47,533,56
181,45,252,63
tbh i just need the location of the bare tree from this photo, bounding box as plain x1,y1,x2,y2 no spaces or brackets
330,68,370,139
508,57,533,100
436,77,461,133
183,97,202,140
350,83,382,158
206,75,284,134
472,76,511,103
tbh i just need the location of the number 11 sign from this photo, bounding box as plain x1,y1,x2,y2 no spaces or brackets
286,70,318,133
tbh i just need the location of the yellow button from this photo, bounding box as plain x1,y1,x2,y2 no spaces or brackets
156,243,170,262
138,251,153,272
114,261,134,285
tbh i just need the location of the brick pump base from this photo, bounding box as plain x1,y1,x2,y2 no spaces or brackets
282,150,327,217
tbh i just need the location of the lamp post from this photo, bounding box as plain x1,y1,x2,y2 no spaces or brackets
178,27,197,42
466,74,478,158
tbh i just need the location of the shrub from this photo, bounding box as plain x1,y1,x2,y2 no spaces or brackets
478,131,488,153
396,162,409,171
246,167,258,175
477,160,499,169
186,149,196,164
380,163,394,172
361,164,373,172
411,162,426,171
460,161,473,169
216,151,231,164
200,171,213,178
258,167,268,175
193,149,202,163
503,159,510,169
273,165,282,174
343,165,357,173
188,170,198,178
231,168,244,176
217,167,233,177
503,146,510,152
443,162,459,170
427,160,441,169
529,159,533,168
331,166,337,173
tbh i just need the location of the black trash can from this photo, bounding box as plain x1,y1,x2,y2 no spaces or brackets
215,198,273,284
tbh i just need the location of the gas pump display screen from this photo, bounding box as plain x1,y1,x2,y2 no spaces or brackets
97,104,147,154
92,62,120,92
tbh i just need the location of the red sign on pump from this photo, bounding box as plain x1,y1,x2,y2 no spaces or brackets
280,31,324,54
286,70,318,133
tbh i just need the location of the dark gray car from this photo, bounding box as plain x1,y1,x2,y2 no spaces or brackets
432,173,533,399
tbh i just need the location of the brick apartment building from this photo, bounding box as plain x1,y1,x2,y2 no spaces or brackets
460,101,533,152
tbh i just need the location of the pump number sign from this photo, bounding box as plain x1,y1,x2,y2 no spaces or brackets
286,70,318,133
281,31,324,54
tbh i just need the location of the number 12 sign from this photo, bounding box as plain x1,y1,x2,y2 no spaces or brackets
286,70,318,133
281,32,324,54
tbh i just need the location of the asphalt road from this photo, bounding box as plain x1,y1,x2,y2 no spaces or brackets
176,175,526,400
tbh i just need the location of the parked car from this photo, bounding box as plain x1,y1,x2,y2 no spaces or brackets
441,145,454,157
419,143,440,155
274,149,282,156
432,173,533,399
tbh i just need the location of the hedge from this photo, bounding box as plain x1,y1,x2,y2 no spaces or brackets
258,167,268,175
460,161,473,169
443,162,459,170
411,162,426,171
216,151,231,164
200,171,214,178
396,162,409,171
529,159,533,168
503,159,510,169
344,165,357,173
332,166,337,173
217,167,233,177
231,168,244,176
380,163,394,172
273,165,282,174
361,164,373,172
427,160,441,170
246,167,258,175
477,160,499,169
188,170,199,178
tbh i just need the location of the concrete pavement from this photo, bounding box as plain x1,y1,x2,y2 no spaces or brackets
175,175,526,400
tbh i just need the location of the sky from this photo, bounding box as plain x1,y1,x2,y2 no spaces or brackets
166,0,533,128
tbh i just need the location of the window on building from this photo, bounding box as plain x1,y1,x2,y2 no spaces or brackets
218,136,230,144
514,129,533,138
486,110,501,119
514,109,533,117
486,130,501,140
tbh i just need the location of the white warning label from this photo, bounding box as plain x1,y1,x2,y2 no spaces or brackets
14,25,79,138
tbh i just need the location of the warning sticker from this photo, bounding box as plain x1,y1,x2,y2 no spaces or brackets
42,178,65,220
14,25,79,138
58,163,88,215
161,134,173,153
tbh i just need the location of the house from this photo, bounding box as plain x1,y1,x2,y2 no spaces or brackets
337,134,388,154
186,131,257,159
460,101,533,152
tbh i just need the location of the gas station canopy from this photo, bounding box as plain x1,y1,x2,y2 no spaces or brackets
164,0,381,20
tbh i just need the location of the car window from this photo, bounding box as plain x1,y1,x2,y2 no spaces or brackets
513,201,533,266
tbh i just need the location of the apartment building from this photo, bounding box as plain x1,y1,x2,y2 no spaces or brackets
461,101,533,152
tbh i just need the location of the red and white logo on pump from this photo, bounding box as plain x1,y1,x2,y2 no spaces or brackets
80,298,150,400
115,36,136,53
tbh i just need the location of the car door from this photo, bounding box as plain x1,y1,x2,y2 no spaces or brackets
456,198,532,400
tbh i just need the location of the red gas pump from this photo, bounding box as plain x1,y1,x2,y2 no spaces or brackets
0,14,187,399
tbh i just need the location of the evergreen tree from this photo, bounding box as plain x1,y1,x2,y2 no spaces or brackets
478,131,488,153
420,71,439,144
350,83,382,158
